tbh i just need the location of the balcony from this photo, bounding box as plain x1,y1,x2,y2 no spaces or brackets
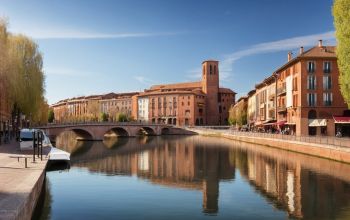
277,105,286,113
277,85,286,96
268,93,275,100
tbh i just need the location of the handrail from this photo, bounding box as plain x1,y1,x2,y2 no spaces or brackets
191,127,350,148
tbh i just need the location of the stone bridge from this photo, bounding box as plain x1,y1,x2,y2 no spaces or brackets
37,122,173,141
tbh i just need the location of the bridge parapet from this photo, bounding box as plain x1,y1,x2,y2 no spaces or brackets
38,123,173,141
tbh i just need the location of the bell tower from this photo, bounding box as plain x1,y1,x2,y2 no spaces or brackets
202,60,219,125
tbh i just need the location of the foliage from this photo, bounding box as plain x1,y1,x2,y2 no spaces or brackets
100,112,109,122
333,0,350,107
0,18,47,125
117,113,129,122
229,100,247,127
87,100,100,121
48,109,55,123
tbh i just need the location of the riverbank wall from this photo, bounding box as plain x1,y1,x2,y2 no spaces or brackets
188,128,350,164
0,140,48,220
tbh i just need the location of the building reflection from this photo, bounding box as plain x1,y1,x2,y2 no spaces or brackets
55,135,350,218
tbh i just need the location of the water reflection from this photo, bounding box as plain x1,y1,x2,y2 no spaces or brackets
50,133,350,219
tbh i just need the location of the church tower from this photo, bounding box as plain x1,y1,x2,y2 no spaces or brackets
202,60,219,125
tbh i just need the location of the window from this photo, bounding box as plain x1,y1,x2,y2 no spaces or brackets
307,61,315,73
307,93,317,106
219,106,222,113
214,65,216,75
323,75,332,90
210,65,213,75
307,75,316,90
323,61,331,73
293,94,298,107
323,93,333,106
292,77,298,91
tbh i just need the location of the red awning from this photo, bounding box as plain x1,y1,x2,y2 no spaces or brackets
333,116,350,124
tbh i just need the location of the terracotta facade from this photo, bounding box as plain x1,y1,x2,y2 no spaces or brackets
244,41,349,136
133,60,236,126
51,60,236,126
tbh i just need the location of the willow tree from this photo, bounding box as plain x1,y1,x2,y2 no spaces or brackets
0,19,10,120
333,0,350,107
7,34,46,124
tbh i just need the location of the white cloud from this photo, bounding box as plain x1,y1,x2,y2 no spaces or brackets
223,31,335,63
186,68,202,79
133,75,156,85
9,26,186,40
187,31,336,84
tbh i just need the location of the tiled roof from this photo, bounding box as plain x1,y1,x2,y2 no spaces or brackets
137,89,206,97
219,87,236,94
275,45,336,73
149,81,202,90
300,46,336,58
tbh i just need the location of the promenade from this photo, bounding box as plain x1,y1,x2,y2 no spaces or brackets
189,127,350,164
0,140,48,220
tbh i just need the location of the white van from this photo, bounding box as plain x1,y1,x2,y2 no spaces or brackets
20,129,52,151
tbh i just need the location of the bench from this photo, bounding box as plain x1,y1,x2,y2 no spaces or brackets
9,155,32,168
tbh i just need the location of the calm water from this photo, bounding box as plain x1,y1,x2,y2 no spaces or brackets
35,133,350,220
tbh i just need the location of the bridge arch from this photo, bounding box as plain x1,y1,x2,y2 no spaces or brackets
70,128,94,140
161,127,170,135
137,127,156,136
106,127,129,137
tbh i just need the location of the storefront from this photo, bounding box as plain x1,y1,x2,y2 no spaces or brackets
333,116,350,137
308,119,327,136
263,120,277,132
285,122,296,135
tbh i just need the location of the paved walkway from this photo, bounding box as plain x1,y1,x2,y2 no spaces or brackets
0,140,49,220
190,128,350,163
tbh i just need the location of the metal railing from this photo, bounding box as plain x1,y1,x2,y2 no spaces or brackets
192,127,350,148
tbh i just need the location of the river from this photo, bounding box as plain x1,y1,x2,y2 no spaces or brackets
34,132,350,219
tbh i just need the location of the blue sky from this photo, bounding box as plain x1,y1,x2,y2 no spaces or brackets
1,0,336,104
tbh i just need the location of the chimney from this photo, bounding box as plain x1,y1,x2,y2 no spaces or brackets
288,52,292,61
299,46,304,54
318,39,323,47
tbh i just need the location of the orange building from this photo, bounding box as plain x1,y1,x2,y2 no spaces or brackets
51,93,138,123
275,41,348,136
51,60,236,126
244,40,349,136
133,60,236,126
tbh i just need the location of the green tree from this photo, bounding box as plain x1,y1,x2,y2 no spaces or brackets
333,0,350,107
48,109,55,123
117,113,128,122
100,112,109,122
0,18,47,127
